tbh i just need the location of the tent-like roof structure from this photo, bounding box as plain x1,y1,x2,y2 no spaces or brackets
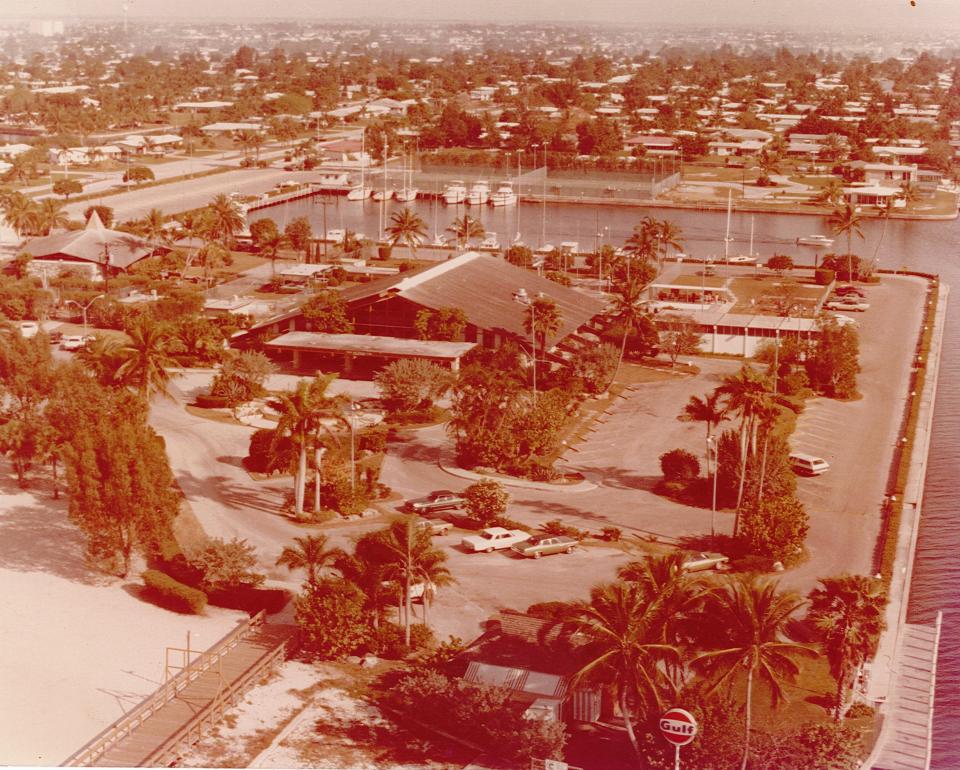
22,211,160,270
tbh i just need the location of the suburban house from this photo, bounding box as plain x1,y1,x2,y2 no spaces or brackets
243,252,606,376
849,161,918,185
21,211,163,281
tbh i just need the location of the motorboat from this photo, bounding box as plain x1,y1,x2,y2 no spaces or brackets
797,234,834,247
489,181,517,206
443,180,467,204
480,233,500,250
467,180,490,205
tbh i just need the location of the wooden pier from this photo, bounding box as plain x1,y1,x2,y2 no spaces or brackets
61,612,298,767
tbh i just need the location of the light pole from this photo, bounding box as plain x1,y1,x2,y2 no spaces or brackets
707,435,718,547
344,402,359,494
66,294,105,338
513,288,538,405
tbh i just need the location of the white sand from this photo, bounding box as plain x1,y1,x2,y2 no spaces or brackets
0,472,245,766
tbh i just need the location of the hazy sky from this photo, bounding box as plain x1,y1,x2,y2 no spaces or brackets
10,0,960,28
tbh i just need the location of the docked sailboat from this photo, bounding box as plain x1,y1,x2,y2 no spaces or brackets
373,188,394,201
346,128,372,200
443,180,467,204
395,152,418,202
467,180,490,205
489,181,517,206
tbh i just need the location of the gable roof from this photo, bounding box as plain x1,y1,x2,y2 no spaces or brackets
23,211,159,269
349,252,605,346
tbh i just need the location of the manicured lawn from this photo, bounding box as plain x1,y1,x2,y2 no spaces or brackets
727,275,828,315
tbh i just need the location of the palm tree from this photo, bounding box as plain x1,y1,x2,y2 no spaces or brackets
807,575,887,721
115,320,180,399
680,390,728,478
377,518,453,645
137,208,169,244
716,366,774,522
814,179,846,208
522,295,562,365
656,219,684,263
77,334,126,385
36,199,68,235
562,581,681,758
275,534,341,591
385,207,427,255
204,193,244,248
692,576,817,770
756,149,782,185
233,129,259,160
828,202,865,282
2,192,38,238
174,211,206,278
623,216,658,260
446,214,485,248
3,154,33,185
268,373,343,520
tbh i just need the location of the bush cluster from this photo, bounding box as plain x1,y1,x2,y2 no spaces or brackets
142,569,208,614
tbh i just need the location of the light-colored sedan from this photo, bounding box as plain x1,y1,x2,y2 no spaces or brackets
414,517,453,536
725,255,756,264
511,534,578,559
461,527,530,553
60,335,87,351
825,299,870,312
681,552,731,572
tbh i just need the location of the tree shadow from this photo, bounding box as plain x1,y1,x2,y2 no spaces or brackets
174,468,289,518
215,455,246,469
564,463,661,492
0,474,106,585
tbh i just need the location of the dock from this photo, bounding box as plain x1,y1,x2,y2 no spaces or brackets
61,612,298,767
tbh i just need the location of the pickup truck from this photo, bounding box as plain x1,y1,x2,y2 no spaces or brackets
461,527,530,553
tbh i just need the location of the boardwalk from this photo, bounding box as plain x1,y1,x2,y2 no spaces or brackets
869,615,942,770
62,614,298,768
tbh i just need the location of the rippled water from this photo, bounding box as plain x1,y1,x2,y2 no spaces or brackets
254,196,960,764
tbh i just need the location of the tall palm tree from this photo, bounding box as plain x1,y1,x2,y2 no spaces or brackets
137,207,169,245
446,214,485,248
562,581,681,758
385,207,427,255
692,576,817,770
716,366,774,522
275,534,341,591
756,149,782,185
814,179,846,208
36,198,68,235
623,216,658,260
680,390,728,479
115,320,180,399
232,129,259,160
268,373,342,520
77,334,126,386
828,202,865,282
204,193,244,248
377,518,453,646
522,295,562,365
807,575,887,721
3,154,34,185
174,210,206,278
607,275,651,378
656,219,684,263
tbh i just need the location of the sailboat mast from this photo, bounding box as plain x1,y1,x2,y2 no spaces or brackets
749,215,755,257
724,190,732,260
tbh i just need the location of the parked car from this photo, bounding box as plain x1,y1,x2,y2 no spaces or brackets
511,534,578,559
461,527,530,553
834,285,866,298
60,335,87,351
681,552,731,572
825,299,869,312
17,321,39,338
725,255,756,264
825,313,858,328
701,264,717,276
414,516,453,536
403,490,465,514
789,452,831,476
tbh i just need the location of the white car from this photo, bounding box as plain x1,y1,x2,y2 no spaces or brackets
17,321,39,338
826,313,858,328
725,255,756,264
60,335,87,351
825,299,870,312
461,527,530,553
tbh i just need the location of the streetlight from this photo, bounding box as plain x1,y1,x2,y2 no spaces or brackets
707,435,718,547
66,294,105,338
513,288,538,405
343,401,360,493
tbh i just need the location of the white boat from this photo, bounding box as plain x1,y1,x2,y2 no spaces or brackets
395,188,418,202
347,186,372,200
443,180,467,204
467,181,490,205
489,181,517,206
373,189,394,201
797,234,835,247
480,233,500,250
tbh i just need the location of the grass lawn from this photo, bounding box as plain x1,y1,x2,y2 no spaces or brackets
669,273,730,289
727,275,829,315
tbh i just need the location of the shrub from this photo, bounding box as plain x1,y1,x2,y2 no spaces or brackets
570,343,619,395
245,428,294,474
728,554,775,573
195,393,231,409
186,537,266,592
375,358,453,414
814,268,835,286
210,350,277,406
142,569,208,614
844,702,875,720
659,448,701,484
540,519,590,540
372,622,436,659
463,479,509,525
600,526,622,542
490,515,532,532
207,586,292,616
358,425,388,454
295,579,372,660
739,494,809,562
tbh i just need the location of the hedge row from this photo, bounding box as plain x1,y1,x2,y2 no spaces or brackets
143,569,208,614
874,284,939,583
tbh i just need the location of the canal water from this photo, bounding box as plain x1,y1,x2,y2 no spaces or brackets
253,195,960,765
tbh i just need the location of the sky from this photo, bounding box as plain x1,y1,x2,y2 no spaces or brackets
8,0,960,28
